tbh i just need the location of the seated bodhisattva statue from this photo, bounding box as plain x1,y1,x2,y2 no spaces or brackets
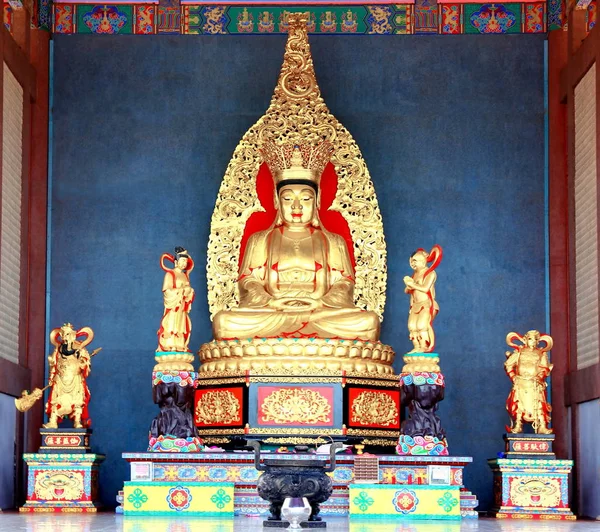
212,142,381,342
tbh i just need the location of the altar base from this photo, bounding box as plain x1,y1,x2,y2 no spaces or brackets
487,458,575,520
20,452,105,513
120,452,477,518
194,366,400,447
122,481,234,515
349,484,461,519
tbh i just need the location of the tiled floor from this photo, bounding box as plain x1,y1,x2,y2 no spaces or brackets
0,514,598,532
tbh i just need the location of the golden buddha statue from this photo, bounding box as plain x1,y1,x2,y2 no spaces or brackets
212,142,380,343
200,12,392,375
195,14,399,449
505,330,553,434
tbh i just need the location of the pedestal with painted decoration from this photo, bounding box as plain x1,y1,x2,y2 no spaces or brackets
488,433,575,520
393,353,479,519
20,429,105,512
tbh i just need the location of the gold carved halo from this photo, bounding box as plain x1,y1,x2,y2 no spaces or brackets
207,13,387,320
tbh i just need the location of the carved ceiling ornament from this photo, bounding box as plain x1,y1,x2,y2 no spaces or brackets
206,12,387,321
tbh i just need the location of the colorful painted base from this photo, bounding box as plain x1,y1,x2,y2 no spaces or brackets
488,458,575,520
120,452,477,517
148,435,203,452
123,481,234,515
20,453,105,513
396,435,449,456
349,484,461,519
460,489,479,518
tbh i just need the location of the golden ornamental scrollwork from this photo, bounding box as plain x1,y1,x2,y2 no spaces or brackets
197,377,247,387
360,438,397,447
346,428,399,438
195,367,401,380
196,428,246,436
351,391,399,427
195,390,241,425
252,377,342,385
206,12,387,321
346,378,400,388
204,437,231,445
248,427,344,436
261,388,331,425
263,437,329,445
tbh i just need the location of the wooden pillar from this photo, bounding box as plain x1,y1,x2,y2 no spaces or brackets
547,26,570,461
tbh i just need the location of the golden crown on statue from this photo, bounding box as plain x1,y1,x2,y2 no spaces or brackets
260,141,334,187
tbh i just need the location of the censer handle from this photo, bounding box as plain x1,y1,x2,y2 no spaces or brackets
247,440,266,471
324,442,343,473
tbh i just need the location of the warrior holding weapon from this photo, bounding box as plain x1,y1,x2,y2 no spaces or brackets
15,323,101,429
504,330,553,434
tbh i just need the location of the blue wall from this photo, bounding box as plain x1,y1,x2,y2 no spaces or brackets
51,34,546,511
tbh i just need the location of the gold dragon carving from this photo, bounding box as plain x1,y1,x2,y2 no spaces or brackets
351,390,399,427
195,390,241,425
206,12,387,321
260,388,332,425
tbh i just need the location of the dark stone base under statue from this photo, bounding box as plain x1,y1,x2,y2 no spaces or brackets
400,378,446,441
398,371,447,455
149,378,197,443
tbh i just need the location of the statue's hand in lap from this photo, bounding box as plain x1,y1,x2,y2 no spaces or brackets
270,297,322,311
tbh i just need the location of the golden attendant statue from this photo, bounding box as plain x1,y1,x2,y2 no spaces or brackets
505,330,553,434
157,247,195,353
403,245,442,354
44,323,100,429
212,143,380,343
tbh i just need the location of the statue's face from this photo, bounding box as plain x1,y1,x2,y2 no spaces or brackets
410,253,427,270
176,256,188,270
525,334,538,349
61,328,76,344
279,184,316,226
